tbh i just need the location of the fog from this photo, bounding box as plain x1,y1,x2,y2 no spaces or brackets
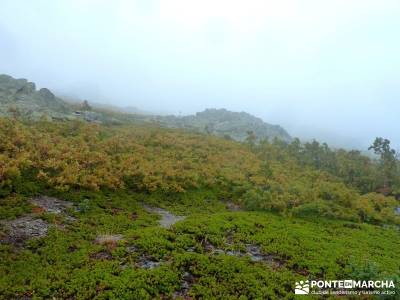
1,0,399,150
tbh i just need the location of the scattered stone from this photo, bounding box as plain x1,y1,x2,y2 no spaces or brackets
395,207,400,215
245,244,285,268
225,201,242,211
226,249,244,257
201,239,215,252
126,245,138,253
173,272,196,299
90,251,112,260
136,256,161,269
1,216,49,245
63,215,77,223
245,244,264,261
122,247,162,270
199,239,285,269
143,205,186,228
225,232,234,245
30,196,74,214
82,111,103,123
213,249,225,255
382,224,400,231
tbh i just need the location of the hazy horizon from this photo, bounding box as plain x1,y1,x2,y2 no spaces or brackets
1,0,399,150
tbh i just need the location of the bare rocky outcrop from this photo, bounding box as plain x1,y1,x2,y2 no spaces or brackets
90,250,113,261
37,88,55,101
0,196,77,246
30,196,74,214
1,216,49,245
30,195,77,223
136,256,162,269
122,245,163,270
16,82,36,95
196,238,286,269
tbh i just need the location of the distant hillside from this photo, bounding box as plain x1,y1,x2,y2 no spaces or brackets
0,75,291,142
0,74,71,119
153,108,292,142
0,74,122,123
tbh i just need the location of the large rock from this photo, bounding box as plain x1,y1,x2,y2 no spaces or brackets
16,82,36,95
154,108,292,143
30,195,74,214
1,216,49,245
37,88,55,101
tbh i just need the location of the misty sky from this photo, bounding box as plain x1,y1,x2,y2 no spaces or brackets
0,0,399,150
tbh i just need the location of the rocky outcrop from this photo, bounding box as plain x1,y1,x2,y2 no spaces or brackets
0,74,292,142
16,82,36,95
0,74,72,119
30,196,74,214
0,196,76,246
1,216,49,246
154,108,292,143
37,88,55,101
0,74,125,124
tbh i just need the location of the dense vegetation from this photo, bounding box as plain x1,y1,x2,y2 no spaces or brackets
1,118,399,225
0,117,399,299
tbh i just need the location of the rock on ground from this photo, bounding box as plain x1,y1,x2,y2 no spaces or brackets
30,196,74,214
136,256,161,269
1,216,49,245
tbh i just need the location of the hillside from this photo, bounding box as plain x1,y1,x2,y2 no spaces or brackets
0,74,71,119
0,75,292,143
1,76,399,298
0,74,123,124
154,108,292,142
0,118,399,299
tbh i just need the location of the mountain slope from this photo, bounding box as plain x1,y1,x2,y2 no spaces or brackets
0,74,72,119
154,108,292,142
0,74,291,142
0,118,399,298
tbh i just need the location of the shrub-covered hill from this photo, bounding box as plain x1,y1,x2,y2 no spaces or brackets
0,117,399,299
0,118,399,225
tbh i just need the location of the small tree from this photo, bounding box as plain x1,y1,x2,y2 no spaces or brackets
8,105,21,119
82,100,92,111
245,131,257,147
368,137,398,192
